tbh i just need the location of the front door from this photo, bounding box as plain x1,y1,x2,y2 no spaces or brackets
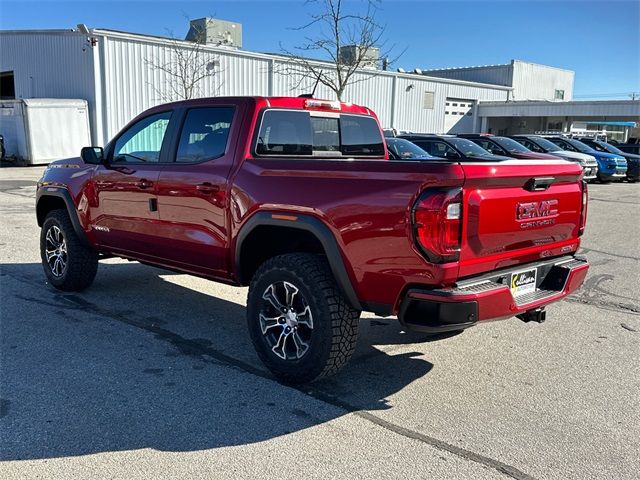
89,110,173,259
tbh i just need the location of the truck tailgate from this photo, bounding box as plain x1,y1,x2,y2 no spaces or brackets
459,160,584,278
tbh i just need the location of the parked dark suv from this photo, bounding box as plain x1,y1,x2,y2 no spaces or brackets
457,134,561,160
398,134,509,161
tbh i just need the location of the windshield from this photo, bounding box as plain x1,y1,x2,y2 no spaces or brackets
492,137,531,153
386,138,433,160
531,137,563,152
591,140,624,155
448,137,494,157
565,138,596,154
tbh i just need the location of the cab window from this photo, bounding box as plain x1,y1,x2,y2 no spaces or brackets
255,110,384,157
175,107,235,163
112,111,172,163
256,110,313,155
340,114,385,156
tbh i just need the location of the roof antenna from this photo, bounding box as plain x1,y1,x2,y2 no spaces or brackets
298,74,321,99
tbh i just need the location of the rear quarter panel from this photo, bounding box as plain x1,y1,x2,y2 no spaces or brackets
230,158,465,308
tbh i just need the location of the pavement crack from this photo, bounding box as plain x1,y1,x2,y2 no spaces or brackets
589,197,639,206
4,269,536,480
579,247,640,262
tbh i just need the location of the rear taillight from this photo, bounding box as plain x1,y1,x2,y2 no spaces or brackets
579,180,588,236
413,188,462,263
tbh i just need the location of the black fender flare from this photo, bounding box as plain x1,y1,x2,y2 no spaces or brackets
235,212,362,311
36,187,92,248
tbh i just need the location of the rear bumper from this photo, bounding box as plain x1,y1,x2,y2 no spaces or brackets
398,255,589,333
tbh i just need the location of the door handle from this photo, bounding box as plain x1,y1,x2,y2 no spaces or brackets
136,179,154,189
196,183,220,194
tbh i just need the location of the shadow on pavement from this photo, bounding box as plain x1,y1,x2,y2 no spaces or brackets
0,261,457,460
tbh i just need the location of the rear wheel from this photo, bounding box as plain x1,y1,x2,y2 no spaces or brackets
40,209,98,291
247,253,360,384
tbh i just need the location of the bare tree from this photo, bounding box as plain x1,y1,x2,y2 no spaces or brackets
145,20,222,101
281,0,394,100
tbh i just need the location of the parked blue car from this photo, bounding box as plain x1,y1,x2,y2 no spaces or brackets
543,136,627,182
578,138,640,183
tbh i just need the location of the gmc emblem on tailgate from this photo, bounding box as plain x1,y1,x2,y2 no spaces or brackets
517,199,559,220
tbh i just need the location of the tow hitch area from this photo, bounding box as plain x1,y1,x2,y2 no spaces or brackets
517,308,547,323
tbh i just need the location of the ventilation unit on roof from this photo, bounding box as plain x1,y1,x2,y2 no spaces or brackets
185,17,242,49
338,45,380,69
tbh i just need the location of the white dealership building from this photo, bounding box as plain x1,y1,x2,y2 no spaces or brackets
1,21,638,159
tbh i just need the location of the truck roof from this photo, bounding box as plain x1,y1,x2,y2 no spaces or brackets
142,96,375,116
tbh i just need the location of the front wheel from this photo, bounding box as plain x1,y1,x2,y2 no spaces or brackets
40,209,98,291
247,253,360,384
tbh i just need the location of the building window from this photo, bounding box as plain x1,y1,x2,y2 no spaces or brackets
423,91,435,109
0,71,15,99
554,89,565,100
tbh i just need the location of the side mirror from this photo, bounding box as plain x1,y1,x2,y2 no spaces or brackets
444,151,460,160
81,146,104,164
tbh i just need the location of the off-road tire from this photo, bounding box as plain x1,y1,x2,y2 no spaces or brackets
40,209,98,291
247,253,360,384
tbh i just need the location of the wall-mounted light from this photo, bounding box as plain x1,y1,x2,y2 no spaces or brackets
406,84,415,92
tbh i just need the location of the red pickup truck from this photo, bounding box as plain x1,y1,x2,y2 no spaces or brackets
36,96,589,383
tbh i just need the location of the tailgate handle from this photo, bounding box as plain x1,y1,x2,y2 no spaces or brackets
525,177,555,191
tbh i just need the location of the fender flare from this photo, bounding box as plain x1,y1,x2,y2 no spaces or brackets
235,212,362,311
36,188,92,248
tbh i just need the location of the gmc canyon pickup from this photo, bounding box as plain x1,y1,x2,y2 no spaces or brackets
36,96,589,383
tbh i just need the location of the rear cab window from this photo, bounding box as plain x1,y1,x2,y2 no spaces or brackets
255,109,385,158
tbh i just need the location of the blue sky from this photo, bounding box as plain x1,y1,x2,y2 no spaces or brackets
1,0,638,98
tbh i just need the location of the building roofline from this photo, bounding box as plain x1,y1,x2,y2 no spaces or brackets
1,27,512,92
0,28,79,35
479,99,640,107
423,59,574,75
92,28,513,91
423,63,512,73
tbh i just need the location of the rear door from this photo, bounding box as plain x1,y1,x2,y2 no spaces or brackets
458,159,584,278
154,104,241,275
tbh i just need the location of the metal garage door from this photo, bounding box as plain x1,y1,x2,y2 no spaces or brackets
444,98,474,134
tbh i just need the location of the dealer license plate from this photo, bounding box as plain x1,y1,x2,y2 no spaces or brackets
510,269,537,297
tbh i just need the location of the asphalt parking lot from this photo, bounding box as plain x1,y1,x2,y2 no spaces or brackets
1,166,638,480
